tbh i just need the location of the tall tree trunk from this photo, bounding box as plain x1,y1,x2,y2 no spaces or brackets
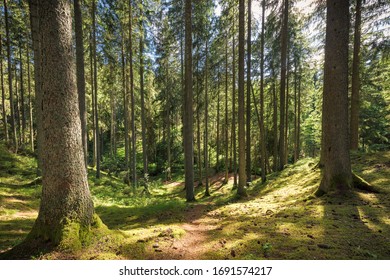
279,0,288,170
0,34,8,142
224,35,229,184
19,42,26,145
184,0,195,201
29,0,42,173
196,51,202,185
89,38,96,167
29,0,95,245
272,66,278,172
350,0,362,150
246,0,252,184
232,19,237,189
121,31,130,184
139,5,148,179
293,59,298,163
27,44,34,151
204,39,210,197
216,75,220,170
317,0,352,195
92,0,100,178
284,60,289,165
238,0,247,197
74,0,88,168
4,0,18,151
297,69,301,161
109,65,116,158
259,0,266,182
129,0,137,189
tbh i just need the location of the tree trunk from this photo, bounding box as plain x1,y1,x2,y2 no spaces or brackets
350,0,362,150
196,52,202,185
139,5,148,179
246,0,252,184
216,75,220,170
19,42,26,145
0,34,8,142
238,0,247,197
279,0,288,170
317,0,352,195
28,0,95,246
29,0,42,173
74,0,88,168
27,44,34,151
259,0,266,182
129,0,137,189
204,39,210,197
89,39,96,167
184,0,195,201
121,35,129,177
92,0,100,178
224,35,229,184
4,0,18,151
232,19,237,189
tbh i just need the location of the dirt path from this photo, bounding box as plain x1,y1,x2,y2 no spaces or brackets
148,202,220,260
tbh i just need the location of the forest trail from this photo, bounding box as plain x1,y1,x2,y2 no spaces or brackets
150,202,218,260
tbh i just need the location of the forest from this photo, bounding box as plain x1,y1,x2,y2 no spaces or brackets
0,0,389,260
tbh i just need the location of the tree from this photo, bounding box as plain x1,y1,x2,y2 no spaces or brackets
184,0,195,201
237,0,247,197
350,0,362,150
246,0,251,184
74,0,88,167
317,0,352,195
0,34,8,142
28,0,96,245
4,0,17,151
259,0,266,182
279,0,288,170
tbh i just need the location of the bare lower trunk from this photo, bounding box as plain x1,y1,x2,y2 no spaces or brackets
29,0,95,245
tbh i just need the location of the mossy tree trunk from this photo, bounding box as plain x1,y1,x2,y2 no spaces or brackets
28,0,95,245
317,0,352,195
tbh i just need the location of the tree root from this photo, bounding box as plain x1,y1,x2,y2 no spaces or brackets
352,172,380,193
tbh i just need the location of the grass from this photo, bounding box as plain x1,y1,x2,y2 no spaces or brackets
0,142,389,259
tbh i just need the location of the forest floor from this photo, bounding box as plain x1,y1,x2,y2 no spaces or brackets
0,143,390,260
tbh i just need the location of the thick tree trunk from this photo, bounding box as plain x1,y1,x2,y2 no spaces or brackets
279,0,288,170
29,0,95,246
238,0,247,197
74,0,88,168
317,0,352,195
184,0,195,201
246,0,252,184
350,0,362,150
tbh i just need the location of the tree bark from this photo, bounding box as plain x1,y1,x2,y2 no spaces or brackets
279,0,288,170
317,0,352,195
74,0,88,168
184,0,195,201
29,0,95,245
224,35,229,184
27,44,34,151
129,0,137,189
232,18,237,189
259,0,266,182
19,42,26,145
204,39,210,197
246,0,252,184
4,0,18,151
238,0,247,197
0,34,8,142
350,0,362,150
92,0,100,178
139,4,148,179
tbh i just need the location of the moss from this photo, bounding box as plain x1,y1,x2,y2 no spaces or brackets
352,172,379,193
